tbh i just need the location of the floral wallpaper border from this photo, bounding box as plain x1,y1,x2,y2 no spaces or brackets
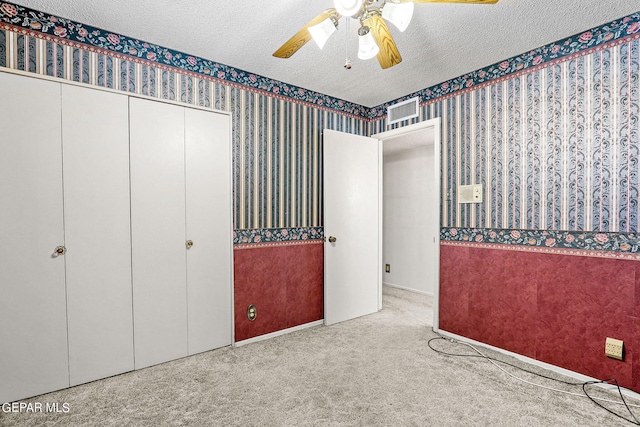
368,12,640,119
441,228,640,256
3,2,640,121
0,2,368,118
234,227,324,245
233,240,323,250
441,240,640,260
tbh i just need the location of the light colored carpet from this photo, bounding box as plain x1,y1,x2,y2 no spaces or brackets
1,286,637,426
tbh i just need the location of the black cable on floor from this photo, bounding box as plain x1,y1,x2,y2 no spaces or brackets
583,379,640,425
427,335,582,385
428,333,640,425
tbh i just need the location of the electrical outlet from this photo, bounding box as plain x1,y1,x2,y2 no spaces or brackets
605,337,624,360
385,264,390,273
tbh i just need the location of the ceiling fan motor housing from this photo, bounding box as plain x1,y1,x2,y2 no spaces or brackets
334,0,366,17
273,0,500,69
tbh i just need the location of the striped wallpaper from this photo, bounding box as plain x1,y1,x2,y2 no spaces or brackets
232,94,365,230
370,39,640,234
0,26,367,233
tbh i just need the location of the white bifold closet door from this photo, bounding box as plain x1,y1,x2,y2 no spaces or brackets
130,98,232,369
61,85,134,386
130,97,188,369
0,73,69,403
185,109,232,355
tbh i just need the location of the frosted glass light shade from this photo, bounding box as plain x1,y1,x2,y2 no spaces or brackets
381,1,414,32
357,31,379,60
308,17,338,49
333,0,364,17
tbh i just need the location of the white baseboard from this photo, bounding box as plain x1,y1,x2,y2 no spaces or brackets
383,282,434,297
436,329,640,402
234,320,324,347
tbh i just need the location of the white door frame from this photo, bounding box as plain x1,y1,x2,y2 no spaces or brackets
373,118,441,331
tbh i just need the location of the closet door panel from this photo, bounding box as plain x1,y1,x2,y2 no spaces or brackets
185,109,232,354
130,98,188,369
0,73,69,403
62,85,134,386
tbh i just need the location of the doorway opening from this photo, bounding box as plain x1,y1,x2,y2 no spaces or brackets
374,118,441,330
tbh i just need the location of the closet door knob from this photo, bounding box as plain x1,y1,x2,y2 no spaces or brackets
186,240,194,249
328,236,337,243
54,246,66,256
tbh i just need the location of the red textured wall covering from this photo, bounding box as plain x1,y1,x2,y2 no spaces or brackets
439,244,640,392
233,242,324,342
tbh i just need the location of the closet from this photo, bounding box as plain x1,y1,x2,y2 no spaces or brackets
62,85,134,387
130,98,233,369
0,71,232,404
1,72,69,404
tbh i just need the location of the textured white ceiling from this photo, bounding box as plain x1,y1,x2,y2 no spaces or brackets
9,0,640,107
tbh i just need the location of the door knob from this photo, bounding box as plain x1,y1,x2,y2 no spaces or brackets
328,236,337,243
54,246,66,256
186,240,194,249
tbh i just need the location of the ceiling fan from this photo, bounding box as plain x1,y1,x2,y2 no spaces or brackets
273,0,499,69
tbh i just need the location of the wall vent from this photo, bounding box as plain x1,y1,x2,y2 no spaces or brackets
387,97,419,125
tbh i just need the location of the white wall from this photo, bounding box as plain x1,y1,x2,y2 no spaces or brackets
383,144,436,295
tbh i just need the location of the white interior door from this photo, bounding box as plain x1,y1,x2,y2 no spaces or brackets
130,97,188,369
0,73,69,402
185,108,233,354
323,129,382,326
62,85,134,386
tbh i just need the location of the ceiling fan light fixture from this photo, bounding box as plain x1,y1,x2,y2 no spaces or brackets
381,1,414,32
308,16,338,49
357,26,379,60
333,0,364,17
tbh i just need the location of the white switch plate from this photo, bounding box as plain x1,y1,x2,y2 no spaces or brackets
458,184,483,204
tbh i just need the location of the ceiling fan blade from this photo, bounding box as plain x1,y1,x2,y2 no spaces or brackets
400,0,499,3
273,9,338,58
365,14,402,69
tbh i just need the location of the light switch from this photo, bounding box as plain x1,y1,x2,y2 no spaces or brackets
472,184,483,202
